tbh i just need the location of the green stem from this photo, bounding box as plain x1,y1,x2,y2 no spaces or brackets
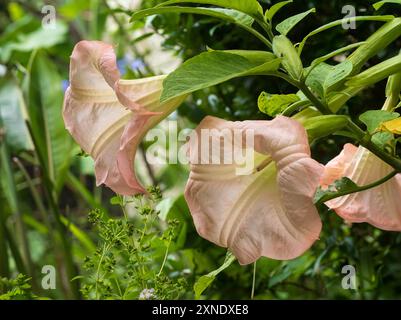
4,226,26,274
297,82,332,115
251,261,257,300
282,100,310,117
158,238,171,277
0,210,10,277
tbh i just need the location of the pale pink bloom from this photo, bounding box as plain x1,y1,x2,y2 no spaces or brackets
184,116,324,264
321,144,401,231
63,41,186,195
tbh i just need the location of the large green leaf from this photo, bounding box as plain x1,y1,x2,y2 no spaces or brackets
276,8,316,36
156,0,263,18
24,52,73,193
0,78,32,152
161,51,281,102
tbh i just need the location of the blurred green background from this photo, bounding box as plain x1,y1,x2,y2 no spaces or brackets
1,0,401,300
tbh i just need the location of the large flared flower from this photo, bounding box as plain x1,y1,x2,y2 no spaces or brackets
63,41,186,195
321,144,401,231
184,116,324,264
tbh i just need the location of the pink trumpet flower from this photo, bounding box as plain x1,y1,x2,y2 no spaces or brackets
321,144,401,231
63,41,186,195
184,116,324,264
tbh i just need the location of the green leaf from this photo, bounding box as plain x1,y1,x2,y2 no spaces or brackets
298,16,394,54
132,6,253,27
323,60,353,93
161,51,281,102
305,61,353,97
276,8,316,36
0,78,32,152
268,255,313,288
372,131,395,149
24,52,73,193
305,62,332,97
359,110,400,134
258,92,300,116
0,22,67,62
194,251,236,299
265,1,293,22
314,177,359,204
110,196,123,206
156,0,264,18
374,0,401,10
272,35,303,80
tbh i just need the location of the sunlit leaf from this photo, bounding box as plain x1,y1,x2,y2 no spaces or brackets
156,0,264,18
161,51,281,102
132,6,254,27
258,92,300,116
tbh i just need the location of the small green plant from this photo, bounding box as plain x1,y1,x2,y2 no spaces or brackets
0,274,36,300
80,187,189,300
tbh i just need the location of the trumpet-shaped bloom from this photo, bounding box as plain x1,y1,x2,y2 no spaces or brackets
63,41,186,195
321,144,401,231
184,116,324,264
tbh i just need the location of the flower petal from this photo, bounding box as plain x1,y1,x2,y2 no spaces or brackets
63,41,186,195
320,143,358,187
184,116,323,264
322,144,401,231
